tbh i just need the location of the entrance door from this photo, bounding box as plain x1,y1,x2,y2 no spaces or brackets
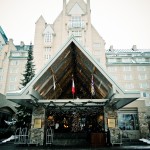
46,106,104,133
45,106,105,146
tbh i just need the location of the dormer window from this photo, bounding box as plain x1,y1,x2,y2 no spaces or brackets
44,32,52,43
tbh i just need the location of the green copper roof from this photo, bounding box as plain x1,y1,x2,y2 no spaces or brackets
0,26,8,44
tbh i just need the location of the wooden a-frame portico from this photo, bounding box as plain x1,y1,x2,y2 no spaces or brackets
6,36,140,145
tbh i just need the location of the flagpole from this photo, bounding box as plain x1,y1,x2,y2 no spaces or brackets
54,89,56,100
72,75,75,100
91,74,95,99
53,75,56,99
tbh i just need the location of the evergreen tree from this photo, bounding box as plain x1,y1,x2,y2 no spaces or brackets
15,43,35,128
20,42,35,87
15,105,32,128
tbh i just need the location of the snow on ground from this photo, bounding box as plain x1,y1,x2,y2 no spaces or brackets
139,138,150,144
0,135,17,144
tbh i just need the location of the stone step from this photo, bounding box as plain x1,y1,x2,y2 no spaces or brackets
53,132,88,139
122,139,149,146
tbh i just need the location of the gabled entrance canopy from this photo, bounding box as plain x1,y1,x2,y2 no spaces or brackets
6,36,140,109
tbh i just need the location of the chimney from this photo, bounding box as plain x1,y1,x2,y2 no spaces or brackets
9,39,13,44
8,39,16,51
132,45,137,51
20,41,24,47
109,45,114,51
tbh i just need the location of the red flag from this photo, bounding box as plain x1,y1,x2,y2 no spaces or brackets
72,78,75,94
53,75,56,90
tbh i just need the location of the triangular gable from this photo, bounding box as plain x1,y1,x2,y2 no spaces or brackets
68,3,85,15
6,36,140,109
66,0,86,15
35,15,46,24
43,24,54,34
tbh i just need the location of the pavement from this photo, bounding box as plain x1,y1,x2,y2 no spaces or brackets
1,135,150,150
1,142,150,150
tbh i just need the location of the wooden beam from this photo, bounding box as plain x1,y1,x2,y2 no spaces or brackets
38,75,53,93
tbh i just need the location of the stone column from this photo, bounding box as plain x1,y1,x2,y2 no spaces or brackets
104,106,117,129
29,106,45,145
138,107,149,138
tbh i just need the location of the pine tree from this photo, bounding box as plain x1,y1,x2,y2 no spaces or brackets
15,105,32,128
15,43,35,128
20,42,35,87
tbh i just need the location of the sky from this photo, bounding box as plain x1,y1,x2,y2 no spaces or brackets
0,0,150,49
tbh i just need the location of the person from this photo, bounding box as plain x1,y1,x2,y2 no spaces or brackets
107,128,111,146
55,121,59,130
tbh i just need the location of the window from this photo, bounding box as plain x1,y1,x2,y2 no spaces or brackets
8,85,16,91
10,60,19,66
9,68,18,73
122,58,131,63
141,92,150,98
124,74,132,80
116,58,122,63
0,76,3,81
68,16,85,29
139,83,149,89
45,47,51,52
125,83,134,89
123,66,131,71
11,52,21,57
0,69,3,74
71,16,82,28
107,58,116,63
136,58,145,62
145,58,150,62
137,66,146,71
108,67,117,72
138,74,147,80
118,112,139,130
71,31,82,36
44,32,52,43
10,76,17,82
45,54,51,60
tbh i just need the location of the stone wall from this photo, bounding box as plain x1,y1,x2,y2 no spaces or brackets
138,107,150,138
29,106,45,145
